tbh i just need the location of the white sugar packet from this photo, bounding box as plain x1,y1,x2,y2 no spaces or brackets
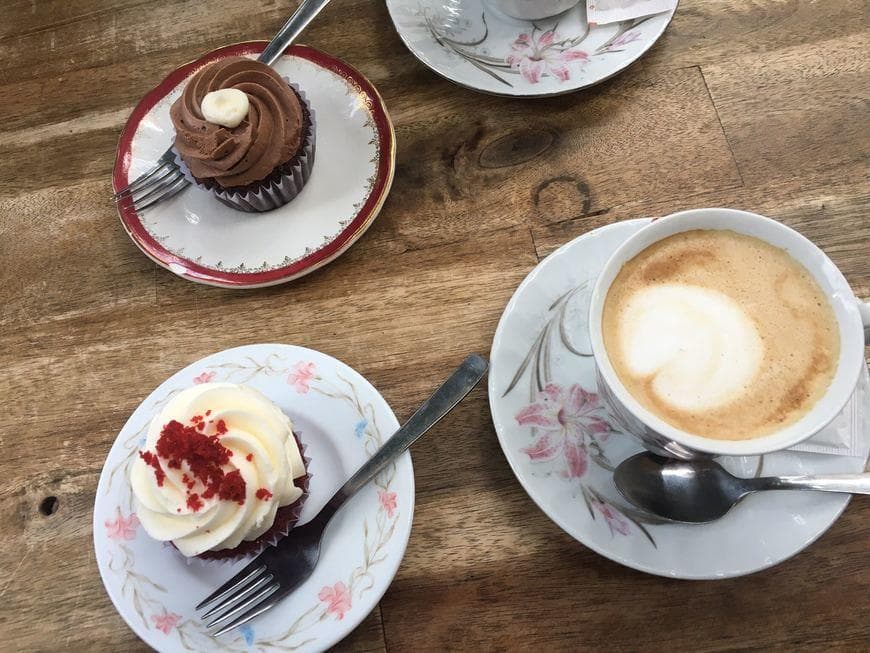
586,0,677,25
789,373,869,458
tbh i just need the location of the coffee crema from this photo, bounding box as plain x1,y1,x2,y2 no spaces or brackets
602,229,840,440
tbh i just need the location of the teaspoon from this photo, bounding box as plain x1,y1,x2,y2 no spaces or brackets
614,452,870,524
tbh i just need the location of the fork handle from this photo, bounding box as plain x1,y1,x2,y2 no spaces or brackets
320,354,489,519
258,0,333,66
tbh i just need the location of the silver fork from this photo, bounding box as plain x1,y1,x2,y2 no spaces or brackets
196,354,489,636
113,0,332,212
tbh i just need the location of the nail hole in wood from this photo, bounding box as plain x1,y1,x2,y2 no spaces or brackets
39,496,59,516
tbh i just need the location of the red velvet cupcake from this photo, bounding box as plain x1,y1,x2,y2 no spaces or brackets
130,383,309,561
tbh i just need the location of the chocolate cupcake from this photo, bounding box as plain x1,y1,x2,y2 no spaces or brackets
170,57,315,212
130,383,309,561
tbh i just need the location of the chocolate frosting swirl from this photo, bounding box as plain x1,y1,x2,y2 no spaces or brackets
170,57,303,188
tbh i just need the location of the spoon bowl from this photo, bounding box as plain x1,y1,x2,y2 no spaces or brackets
614,453,870,524
614,454,748,523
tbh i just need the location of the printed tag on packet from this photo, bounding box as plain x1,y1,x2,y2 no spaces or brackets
789,375,869,458
586,0,677,25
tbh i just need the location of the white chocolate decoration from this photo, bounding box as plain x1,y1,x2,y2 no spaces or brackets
200,88,250,128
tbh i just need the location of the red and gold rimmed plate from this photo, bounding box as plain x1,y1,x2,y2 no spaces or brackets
113,43,396,288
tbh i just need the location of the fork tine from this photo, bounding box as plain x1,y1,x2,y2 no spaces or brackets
206,582,280,630
113,159,173,200
115,161,178,200
129,169,184,205
113,148,178,199
196,561,266,611
200,572,274,620
212,592,285,637
133,176,189,212
132,175,189,212
113,161,165,199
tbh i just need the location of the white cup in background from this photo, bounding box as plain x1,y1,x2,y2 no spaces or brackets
486,0,580,20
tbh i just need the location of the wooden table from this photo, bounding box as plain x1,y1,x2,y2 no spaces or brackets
2,1,869,650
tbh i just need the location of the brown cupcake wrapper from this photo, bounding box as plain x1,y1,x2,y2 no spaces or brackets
173,81,316,213
176,432,311,566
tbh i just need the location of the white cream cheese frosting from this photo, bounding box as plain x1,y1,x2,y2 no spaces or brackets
130,383,305,556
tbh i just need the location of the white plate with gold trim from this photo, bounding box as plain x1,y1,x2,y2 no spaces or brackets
94,344,414,651
113,44,396,288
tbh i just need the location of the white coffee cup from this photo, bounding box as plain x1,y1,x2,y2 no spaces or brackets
588,208,870,458
487,0,580,20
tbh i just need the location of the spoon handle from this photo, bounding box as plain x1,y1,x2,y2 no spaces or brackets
320,354,488,519
753,474,870,495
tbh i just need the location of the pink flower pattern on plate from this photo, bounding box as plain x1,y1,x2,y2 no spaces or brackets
592,500,631,536
192,371,216,384
151,609,181,634
516,384,612,478
319,581,352,620
609,30,641,49
378,490,397,518
105,510,139,541
287,361,316,393
506,30,589,84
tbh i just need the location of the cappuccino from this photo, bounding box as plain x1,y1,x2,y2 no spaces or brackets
601,230,839,440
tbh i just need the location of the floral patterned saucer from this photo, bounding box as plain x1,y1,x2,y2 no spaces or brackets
113,43,395,288
489,219,870,579
386,0,675,97
94,344,414,651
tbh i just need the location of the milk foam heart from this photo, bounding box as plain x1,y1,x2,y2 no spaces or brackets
617,284,764,411
601,229,839,441
200,88,249,128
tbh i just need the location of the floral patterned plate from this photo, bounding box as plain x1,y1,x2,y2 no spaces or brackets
94,344,414,651
489,219,870,579
113,43,395,288
386,0,675,97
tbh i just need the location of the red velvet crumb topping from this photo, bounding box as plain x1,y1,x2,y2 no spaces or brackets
219,470,246,503
138,450,165,487
255,488,273,501
139,415,247,511
186,493,204,512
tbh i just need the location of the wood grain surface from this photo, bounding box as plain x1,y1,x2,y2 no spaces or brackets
1,0,869,651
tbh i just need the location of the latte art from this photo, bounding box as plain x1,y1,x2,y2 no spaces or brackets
602,229,840,440
618,284,764,412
